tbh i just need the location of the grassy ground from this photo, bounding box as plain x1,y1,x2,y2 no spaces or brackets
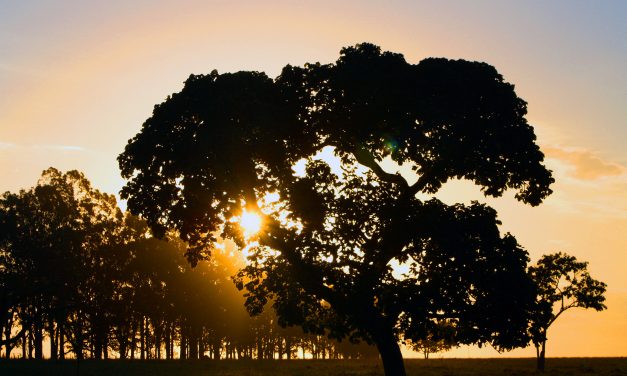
0,358,625,376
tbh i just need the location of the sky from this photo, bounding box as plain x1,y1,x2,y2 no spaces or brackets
1,0,626,358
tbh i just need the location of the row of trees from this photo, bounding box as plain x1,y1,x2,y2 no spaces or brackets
0,168,378,360
0,167,608,369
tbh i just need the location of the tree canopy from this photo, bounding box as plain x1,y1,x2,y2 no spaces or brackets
118,43,554,376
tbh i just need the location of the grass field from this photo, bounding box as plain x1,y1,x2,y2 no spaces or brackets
1,358,625,376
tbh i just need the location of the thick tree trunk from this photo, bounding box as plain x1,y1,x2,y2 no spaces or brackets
374,331,406,376
536,341,546,372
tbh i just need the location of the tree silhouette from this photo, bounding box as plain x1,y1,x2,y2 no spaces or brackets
529,252,606,372
406,319,456,359
118,43,553,375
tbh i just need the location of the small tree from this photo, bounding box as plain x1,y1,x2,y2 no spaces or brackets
406,320,456,359
529,252,606,371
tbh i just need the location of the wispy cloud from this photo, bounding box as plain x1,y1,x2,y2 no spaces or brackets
0,142,85,152
544,146,625,180
32,144,85,152
541,145,627,219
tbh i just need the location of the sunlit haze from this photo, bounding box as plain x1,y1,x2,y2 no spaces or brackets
1,0,625,358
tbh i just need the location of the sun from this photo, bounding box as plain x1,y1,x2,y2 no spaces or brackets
240,209,262,237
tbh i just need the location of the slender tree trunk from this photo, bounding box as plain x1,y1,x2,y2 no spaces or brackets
536,341,546,372
58,320,64,360
155,323,161,360
374,331,406,376
27,330,31,359
49,318,57,360
21,329,26,359
180,327,187,360
103,330,109,360
119,332,127,360
130,321,136,360
213,340,221,360
140,317,145,360
165,324,170,360
277,338,283,359
197,328,204,359
3,321,14,358
189,327,198,360
169,324,174,360
34,318,43,360
94,331,102,360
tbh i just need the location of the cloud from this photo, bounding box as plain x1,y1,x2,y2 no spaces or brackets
540,145,627,219
0,142,85,152
32,144,85,152
544,146,625,180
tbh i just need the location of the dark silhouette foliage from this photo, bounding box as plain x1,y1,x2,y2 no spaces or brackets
118,43,553,375
0,169,377,360
529,252,607,371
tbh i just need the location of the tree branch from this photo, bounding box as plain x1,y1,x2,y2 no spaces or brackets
260,217,347,314
351,145,409,189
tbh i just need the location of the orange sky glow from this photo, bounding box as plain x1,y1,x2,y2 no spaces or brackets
1,0,625,358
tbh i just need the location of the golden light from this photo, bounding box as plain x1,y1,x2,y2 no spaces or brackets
240,209,262,238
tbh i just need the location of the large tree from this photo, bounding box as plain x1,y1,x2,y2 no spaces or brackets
118,43,553,375
529,253,606,372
